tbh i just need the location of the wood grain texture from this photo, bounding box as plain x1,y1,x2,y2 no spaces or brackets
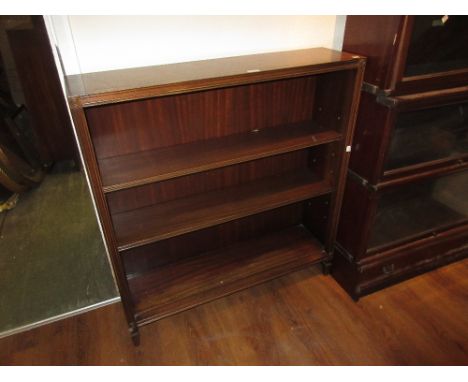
374,160,468,191
99,122,340,192
1,259,467,365
85,76,319,159
112,170,331,250
316,61,365,252
380,85,468,111
336,174,376,259
343,16,403,91
66,48,362,105
348,91,392,184
121,203,305,277
130,225,325,324
343,16,468,96
68,48,365,339
68,100,138,332
106,148,317,214
338,16,468,299
334,225,468,299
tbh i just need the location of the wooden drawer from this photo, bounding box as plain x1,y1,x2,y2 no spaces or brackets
333,224,468,299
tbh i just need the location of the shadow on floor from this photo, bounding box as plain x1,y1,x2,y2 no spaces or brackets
0,161,118,334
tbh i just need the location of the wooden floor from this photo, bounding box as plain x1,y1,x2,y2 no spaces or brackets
1,259,467,365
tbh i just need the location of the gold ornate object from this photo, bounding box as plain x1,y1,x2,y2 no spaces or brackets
0,190,19,212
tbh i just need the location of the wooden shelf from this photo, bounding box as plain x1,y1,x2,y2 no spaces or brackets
113,170,332,251
129,225,325,325
100,123,341,193
68,47,365,342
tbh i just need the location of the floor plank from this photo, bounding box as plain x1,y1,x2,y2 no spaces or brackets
0,259,467,365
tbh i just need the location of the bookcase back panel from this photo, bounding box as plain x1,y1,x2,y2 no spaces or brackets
85,76,319,159
107,148,324,214
303,194,332,244
121,202,306,277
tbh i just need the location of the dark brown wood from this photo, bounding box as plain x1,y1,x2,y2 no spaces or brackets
336,167,468,297
67,48,365,342
67,48,363,105
343,16,403,91
344,16,468,96
320,59,366,252
336,174,377,260
350,84,468,185
303,194,331,245
336,18,468,298
85,75,320,160
375,161,468,191
106,148,318,214
99,123,340,192
388,16,412,94
112,169,331,251
1,258,467,365
380,85,468,111
68,99,138,332
334,224,468,299
381,157,468,186
122,204,305,278
6,16,77,162
397,69,468,96
348,92,393,184
131,225,325,325
338,168,468,259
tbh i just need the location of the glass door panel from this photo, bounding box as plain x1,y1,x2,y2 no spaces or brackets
405,16,468,77
369,170,468,249
384,102,468,171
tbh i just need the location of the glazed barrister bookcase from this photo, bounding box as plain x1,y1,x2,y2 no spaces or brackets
66,48,365,344
333,16,468,299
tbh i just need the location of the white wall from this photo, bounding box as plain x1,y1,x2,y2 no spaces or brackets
47,15,346,75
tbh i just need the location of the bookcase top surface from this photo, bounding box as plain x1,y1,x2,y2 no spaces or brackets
66,47,364,105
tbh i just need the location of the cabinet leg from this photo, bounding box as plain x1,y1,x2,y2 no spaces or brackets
321,259,332,275
130,323,140,346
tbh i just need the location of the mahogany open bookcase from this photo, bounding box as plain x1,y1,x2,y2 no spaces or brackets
66,48,365,344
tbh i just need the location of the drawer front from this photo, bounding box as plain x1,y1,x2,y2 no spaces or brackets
357,224,468,295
